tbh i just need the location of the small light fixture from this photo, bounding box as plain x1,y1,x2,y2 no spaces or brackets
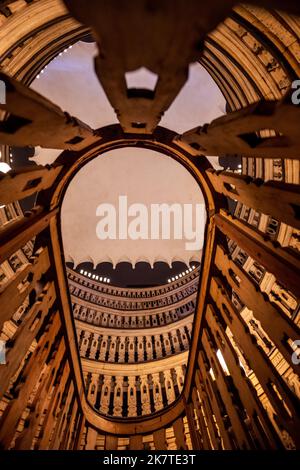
0,162,11,174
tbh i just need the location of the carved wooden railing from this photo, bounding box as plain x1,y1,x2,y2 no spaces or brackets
0,60,300,451
183,168,300,450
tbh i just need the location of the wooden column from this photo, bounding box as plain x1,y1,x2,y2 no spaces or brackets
105,435,118,450
129,435,143,450
153,429,167,450
173,417,187,450
85,427,98,450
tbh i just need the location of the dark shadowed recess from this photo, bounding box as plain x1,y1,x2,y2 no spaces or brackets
66,260,201,287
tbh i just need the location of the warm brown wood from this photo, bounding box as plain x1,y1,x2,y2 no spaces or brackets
191,387,212,450
208,170,300,230
105,435,118,450
63,0,236,134
129,435,143,450
13,339,67,450
0,283,56,399
0,247,50,332
173,417,187,450
206,303,282,449
215,244,300,375
215,211,300,297
0,206,58,264
195,361,230,449
177,92,300,159
185,402,203,450
0,312,61,449
210,275,300,445
153,428,167,450
1,2,300,449
0,165,63,205
0,72,99,150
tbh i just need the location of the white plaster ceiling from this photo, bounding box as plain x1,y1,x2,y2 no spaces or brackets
30,41,225,168
29,40,226,266
61,147,206,268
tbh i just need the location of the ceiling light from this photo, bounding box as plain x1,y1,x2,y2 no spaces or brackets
0,162,11,173
217,349,230,375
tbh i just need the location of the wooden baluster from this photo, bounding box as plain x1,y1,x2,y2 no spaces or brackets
0,312,61,448
214,244,300,375
129,435,143,450
191,387,212,450
196,355,233,449
173,417,187,450
215,211,300,297
153,429,167,450
206,302,282,449
0,246,50,331
185,401,203,449
210,275,300,446
105,435,118,450
85,427,98,450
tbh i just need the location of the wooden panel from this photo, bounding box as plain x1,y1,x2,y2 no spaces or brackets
0,165,63,205
196,358,232,449
205,303,282,449
185,401,203,450
105,435,118,450
38,358,71,449
129,435,143,450
191,387,212,450
210,275,300,445
85,427,98,450
63,0,236,134
0,312,61,449
215,211,300,297
173,417,187,450
177,92,300,159
214,244,300,375
0,72,99,150
202,327,253,448
0,246,50,332
13,339,67,450
153,428,167,450
0,282,56,400
207,170,300,230
0,206,58,264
